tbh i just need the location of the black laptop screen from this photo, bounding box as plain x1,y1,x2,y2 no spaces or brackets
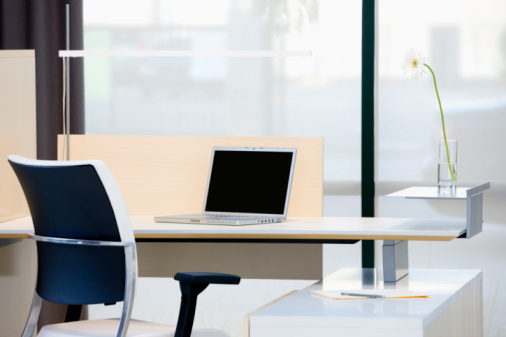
204,150,295,215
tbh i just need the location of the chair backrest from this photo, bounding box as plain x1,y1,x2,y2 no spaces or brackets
8,155,136,306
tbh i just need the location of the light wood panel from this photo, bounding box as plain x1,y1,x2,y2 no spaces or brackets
0,240,37,337
58,135,324,279
0,50,37,337
136,242,323,279
58,135,323,217
0,50,36,222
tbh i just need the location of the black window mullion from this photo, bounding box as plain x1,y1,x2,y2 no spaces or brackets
361,0,376,268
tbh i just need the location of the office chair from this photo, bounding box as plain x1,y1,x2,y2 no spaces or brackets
8,155,240,337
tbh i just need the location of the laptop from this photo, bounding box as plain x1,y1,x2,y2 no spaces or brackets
154,146,297,225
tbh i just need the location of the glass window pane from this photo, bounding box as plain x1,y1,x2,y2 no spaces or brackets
378,0,506,186
83,2,362,337
83,0,361,185
379,2,506,336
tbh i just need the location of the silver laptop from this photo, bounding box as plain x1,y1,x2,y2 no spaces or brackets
154,146,297,225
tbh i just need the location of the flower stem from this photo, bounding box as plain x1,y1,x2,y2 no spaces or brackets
424,63,455,183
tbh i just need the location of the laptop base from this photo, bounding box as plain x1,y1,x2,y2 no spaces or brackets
154,214,284,226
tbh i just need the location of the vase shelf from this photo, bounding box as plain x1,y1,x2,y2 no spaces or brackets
387,182,490,239
381,182,490,283
387,182,490,201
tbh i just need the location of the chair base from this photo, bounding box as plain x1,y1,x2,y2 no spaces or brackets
38,319,229,337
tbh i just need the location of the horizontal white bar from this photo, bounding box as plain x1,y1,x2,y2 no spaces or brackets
59,50,312,58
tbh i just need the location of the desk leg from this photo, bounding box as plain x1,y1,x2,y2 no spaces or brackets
382,240,409,282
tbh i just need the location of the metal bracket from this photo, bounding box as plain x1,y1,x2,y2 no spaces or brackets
382,240,409,282
465,184,488,238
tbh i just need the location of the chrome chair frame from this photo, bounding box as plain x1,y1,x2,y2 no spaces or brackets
10,155,240,337
21,234,137,337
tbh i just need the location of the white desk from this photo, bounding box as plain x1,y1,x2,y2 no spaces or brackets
0,216,466,241
0,217,480,336
0,216,467,280
246,268,483,337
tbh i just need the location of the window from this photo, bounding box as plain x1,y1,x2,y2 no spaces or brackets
83,0,362,187
83,2,363,336
378,2,506,336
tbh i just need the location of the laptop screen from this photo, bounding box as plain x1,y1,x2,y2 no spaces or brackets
204,148,296,215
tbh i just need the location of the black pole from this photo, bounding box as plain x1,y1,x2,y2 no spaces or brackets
361,0,376,268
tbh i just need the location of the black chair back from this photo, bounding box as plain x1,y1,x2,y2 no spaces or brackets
9,159,127,305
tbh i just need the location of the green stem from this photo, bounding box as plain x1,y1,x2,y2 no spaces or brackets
424,63,455,183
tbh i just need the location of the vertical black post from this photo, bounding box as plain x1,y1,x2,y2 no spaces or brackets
361,0,376,268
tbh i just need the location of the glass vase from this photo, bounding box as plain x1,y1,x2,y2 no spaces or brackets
438,139,457,195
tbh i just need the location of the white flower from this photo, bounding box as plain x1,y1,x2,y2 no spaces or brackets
402,48,427,79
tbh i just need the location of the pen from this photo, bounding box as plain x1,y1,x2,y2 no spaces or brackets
341,292,385,299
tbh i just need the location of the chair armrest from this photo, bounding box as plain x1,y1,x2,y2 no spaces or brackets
174,272,241,337
174,272,240,285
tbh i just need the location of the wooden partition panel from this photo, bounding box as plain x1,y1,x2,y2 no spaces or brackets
0,50,37,222
60,135,323,217
60,135,325,279
0,50,37,337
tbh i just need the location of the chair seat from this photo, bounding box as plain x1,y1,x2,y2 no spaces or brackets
38,319,229,337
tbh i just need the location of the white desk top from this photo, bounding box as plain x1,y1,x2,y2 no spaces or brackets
249,268,482,330
0,216,466,241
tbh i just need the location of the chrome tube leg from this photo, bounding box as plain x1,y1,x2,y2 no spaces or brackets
117,244,137,337
22,293,43,337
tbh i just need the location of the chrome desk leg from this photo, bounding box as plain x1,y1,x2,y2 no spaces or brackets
382,240,409,282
